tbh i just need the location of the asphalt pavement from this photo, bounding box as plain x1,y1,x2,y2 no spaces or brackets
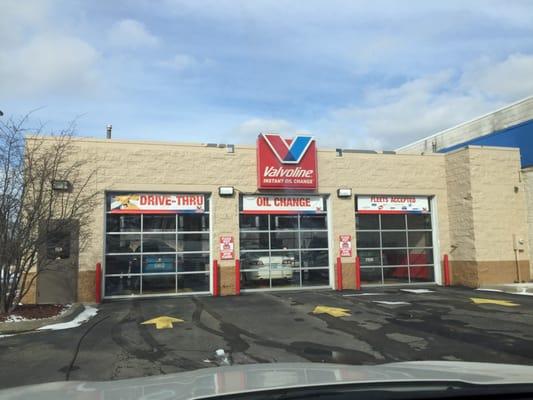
2,287,533,389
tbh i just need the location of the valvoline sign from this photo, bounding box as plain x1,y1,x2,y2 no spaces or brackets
257,133,317,190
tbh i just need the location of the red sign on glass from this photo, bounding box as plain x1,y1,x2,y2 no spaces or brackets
257,133,317,190
219,236,234,260
339,235,352,257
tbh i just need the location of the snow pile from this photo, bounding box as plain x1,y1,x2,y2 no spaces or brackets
5,315,27,322
0,334,14,339
37,306,98,331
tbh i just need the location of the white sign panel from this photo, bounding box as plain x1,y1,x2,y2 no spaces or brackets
109,194,205,213
242,195,324,214
357,195,429,214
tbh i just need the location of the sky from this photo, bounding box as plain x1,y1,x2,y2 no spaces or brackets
1,0,533,150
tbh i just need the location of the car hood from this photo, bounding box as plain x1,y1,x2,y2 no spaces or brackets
2,361,533,400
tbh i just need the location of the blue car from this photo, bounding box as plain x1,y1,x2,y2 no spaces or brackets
142,240,175,273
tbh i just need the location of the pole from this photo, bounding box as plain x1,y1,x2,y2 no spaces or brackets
235,259,241,295
95,262,102,304
213,260,219,297
336,257,343,291
443,254,450,286
355,256,361,290
515,249,522,283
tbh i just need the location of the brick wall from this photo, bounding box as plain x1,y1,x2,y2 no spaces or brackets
445,146,530,286
522,167,533,278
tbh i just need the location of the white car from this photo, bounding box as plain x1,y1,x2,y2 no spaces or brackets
245,256,294,281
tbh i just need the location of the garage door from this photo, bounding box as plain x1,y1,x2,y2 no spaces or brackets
356,195,435,286
239,194,330,291
104,193,210,298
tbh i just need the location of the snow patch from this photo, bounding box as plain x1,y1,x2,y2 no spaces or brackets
373,301,410,305
37,306,98,331
5,315,27,322
0,334,14,339
400,289,434,294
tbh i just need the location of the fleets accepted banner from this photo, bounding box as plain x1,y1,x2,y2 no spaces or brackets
242,195,324,214
109,194,205,213
357,195,430,214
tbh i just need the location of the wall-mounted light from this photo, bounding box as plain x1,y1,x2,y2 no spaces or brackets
218,186,234,196
52,180,71,191
337,188,352,198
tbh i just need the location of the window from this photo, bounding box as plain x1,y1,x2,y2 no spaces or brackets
356,211,434,285
240,209,329,290
46,231,71,260
104,194,210,297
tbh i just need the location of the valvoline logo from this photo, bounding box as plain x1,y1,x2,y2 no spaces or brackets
262,134,315,164
257,133,317,190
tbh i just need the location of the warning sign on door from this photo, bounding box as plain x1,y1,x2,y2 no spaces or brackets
219,236,234,260
339,235,352,257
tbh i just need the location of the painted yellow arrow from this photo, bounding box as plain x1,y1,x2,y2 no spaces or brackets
312,305,351,317
141,316,184,329
470,297,519,307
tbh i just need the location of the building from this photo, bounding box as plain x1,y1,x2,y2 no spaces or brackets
25,132,530,303
397,96,533,281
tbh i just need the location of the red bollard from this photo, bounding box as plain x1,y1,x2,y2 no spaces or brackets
235,259,241,296
443,254,451,286
355,256,361,290
336,257,343,291
95,262,102,304
213,260,220,297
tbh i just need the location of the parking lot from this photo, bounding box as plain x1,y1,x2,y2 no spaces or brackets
2,286,533,389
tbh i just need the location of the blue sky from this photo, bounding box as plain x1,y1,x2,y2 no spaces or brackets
2,0,533,149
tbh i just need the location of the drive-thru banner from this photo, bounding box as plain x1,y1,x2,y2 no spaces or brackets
109,194,206,213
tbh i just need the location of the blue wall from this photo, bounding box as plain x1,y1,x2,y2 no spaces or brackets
438,119,533,168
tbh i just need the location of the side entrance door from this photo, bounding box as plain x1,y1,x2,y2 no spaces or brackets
37,221,79,303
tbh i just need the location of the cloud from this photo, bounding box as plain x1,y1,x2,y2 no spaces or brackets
460,54,533,101
0,34,100,97
157,53,213,72
315,53,533,150
0,0,52,47
108,19,159,48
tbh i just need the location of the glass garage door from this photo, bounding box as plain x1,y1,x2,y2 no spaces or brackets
104,193,210,298
356,210,435,285
239,196,330,290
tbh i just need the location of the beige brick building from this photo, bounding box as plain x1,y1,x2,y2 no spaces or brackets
27,135,530,303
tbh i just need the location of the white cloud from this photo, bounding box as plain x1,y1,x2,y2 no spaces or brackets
315,53,533,150
460,54,533,101
0,34,100,96
108,19,159,48
157,53,213,72
0,0,52,47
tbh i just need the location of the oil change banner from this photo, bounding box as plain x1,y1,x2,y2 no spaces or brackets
242,195,324,214
109,194,205,213
357,195,429,214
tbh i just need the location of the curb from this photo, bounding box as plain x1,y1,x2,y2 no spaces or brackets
0,304,86,334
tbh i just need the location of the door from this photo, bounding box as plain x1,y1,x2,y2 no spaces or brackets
37,221,79,303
